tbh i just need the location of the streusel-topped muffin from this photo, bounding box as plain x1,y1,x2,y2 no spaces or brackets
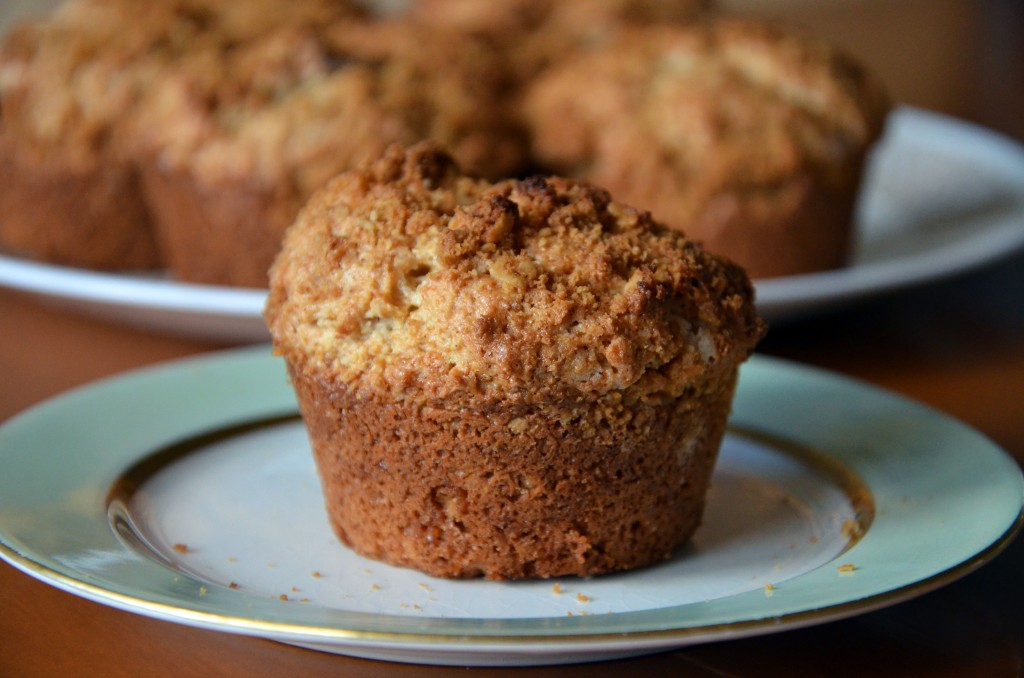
0,0,367,272
0,0,173,269
265,142,764,580
524,17,890,278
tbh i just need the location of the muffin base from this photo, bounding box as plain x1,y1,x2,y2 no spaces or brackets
0,133,160,270
681,172,862,280
141,165,300,288
288,364,739,580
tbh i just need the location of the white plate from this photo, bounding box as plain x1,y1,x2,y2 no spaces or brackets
0,347,1020,666
0,261,269,343
758,106,1024,320
3,108,1024,341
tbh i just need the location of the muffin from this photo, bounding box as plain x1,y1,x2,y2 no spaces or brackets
133,15,526,288
265,142,764,580
0,0,169,269
523,16,891,279
0,0,368,273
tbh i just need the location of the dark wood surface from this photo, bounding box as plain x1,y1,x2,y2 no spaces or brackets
3,1,1024,675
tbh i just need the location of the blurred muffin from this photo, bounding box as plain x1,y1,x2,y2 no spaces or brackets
410,0,713,82
0,0,367,272
524,17,891,279
265,142,764,580
132,16,526,288
0,0,170,269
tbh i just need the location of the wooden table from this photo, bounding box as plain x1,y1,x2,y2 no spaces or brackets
3,1,1024,675
2,244,1021,677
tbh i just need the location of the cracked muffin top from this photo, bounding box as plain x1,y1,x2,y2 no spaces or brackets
265,142,764,406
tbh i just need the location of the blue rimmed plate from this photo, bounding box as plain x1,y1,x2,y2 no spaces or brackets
0,347,1020,666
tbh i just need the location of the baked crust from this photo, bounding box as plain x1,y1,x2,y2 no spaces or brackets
523,17,891,278
289,360,736,579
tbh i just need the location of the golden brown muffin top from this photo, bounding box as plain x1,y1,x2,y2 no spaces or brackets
524,16,890,204
265,142,764,405
0,0,363,165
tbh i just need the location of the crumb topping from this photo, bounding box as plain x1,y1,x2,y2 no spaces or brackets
130,14,524,189
267,143,763,404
